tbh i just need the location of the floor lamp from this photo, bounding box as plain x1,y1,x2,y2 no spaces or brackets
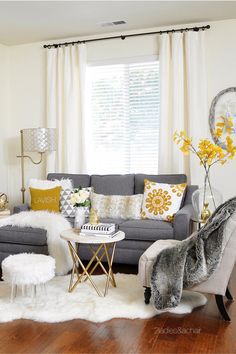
17,128,56,204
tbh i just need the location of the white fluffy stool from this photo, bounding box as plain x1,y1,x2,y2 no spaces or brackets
2,253,55,301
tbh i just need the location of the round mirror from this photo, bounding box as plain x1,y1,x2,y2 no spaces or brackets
209,87,236,149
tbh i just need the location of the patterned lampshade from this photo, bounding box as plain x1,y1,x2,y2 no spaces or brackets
22,128,56,153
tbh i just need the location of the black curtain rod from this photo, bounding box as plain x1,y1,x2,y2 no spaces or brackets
43,24,210,49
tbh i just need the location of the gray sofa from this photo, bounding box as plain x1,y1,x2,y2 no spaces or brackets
0,173,197,265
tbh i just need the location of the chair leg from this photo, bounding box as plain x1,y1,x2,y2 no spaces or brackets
144,287,151,304
215,295,231,322
225,287,234,301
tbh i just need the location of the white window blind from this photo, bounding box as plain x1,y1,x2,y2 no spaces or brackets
87,59,160,174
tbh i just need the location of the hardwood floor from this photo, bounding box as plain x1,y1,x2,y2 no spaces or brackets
0,264,235,354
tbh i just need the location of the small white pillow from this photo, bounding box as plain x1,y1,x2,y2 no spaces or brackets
28,178,73,190
91,192,143,220
141,179,187,222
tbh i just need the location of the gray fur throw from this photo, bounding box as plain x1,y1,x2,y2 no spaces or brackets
151,197,236,310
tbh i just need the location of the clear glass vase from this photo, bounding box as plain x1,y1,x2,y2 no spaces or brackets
192,175,222,220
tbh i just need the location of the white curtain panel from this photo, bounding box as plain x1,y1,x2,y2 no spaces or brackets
46,44,87,173
158,31,207,181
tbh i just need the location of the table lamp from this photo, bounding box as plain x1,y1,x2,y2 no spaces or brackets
17,128,56,203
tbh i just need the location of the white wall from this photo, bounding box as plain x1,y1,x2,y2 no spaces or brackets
6,43,46,206
1,18,236,206
205,20,236,200
0,44,10,200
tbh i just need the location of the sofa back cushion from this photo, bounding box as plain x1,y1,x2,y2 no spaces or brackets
134,174,187,194
91,174,135,195
47,173,90,189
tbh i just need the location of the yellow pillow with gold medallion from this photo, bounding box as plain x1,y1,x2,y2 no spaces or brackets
30,186,61,212
141,179,187,222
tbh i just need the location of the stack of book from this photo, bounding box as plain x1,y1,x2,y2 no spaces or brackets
80,223,117,237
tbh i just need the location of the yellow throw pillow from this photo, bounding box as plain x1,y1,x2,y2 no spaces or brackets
141,179,187,222
30,186,61,212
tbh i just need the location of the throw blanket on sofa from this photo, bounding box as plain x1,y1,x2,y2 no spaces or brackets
0,211,72,275
151,197,236,310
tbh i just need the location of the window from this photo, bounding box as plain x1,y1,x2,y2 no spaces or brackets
87,59,160,174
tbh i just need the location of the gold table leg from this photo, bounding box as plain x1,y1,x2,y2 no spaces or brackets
66,241,117,297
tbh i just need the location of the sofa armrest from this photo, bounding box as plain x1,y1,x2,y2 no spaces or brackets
13,203,30,214
183,185,198,205
173,204,195,241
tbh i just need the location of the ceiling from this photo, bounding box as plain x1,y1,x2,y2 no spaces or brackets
0,1,236,45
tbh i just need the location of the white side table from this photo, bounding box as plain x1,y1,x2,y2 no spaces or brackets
60,229,125,297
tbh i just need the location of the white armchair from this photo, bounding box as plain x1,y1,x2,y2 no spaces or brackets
138,212,236,321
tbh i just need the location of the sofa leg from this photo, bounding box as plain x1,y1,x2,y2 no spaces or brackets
144,287,151,304
215,295,231,322
225,287,234,301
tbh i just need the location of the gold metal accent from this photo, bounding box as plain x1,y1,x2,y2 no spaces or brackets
201,202,212,222
66,240,117,297
89,208,100,225
0,193,8,211
16,129,50,203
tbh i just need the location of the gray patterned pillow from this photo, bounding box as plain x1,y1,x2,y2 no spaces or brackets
60,189,76,217
60,187,93,217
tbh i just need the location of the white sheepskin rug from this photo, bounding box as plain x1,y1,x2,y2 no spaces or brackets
0,273,207,323
0,211,72,275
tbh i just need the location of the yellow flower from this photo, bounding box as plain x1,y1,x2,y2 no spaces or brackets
226,136,236,159
215,128,223,138
173,130,192,155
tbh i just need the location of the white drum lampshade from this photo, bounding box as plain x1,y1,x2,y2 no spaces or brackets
22,128,56,153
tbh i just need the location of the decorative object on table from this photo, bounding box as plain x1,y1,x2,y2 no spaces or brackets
89,208,99,225
60,229,125,297
2,253,55,302
90,192,143,219
70,187,91,229
0,193,8,211
0,209,10,219
0,210,72,275
17,128,57,203
81,223,116,236
209,87,236,150
141,179,187,222
174,130,236,219
30,186,61,212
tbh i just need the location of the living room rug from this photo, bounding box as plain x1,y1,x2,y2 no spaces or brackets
0,274,207,323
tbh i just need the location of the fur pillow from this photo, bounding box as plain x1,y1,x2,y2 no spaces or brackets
91,192,143,220
28,178,73,190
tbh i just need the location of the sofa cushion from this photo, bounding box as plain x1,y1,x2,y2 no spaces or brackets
47,173,91,188
91,192,143,219
119,219,173,241
0,226,47,246
91,174,135,195
134,174,187,194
